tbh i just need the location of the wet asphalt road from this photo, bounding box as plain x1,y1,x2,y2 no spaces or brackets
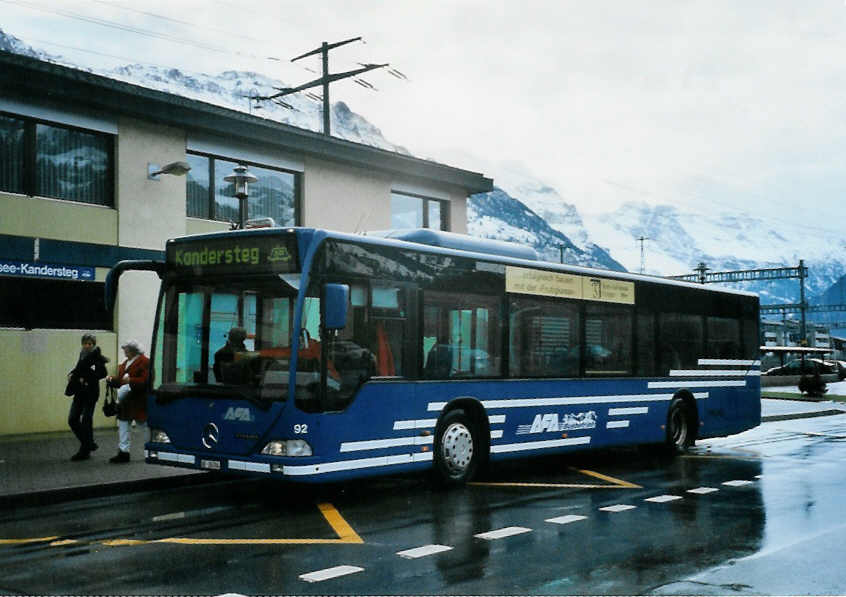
2,413,846,595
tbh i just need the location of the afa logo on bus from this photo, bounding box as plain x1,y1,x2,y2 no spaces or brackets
517,411,597,435
223,407,255,422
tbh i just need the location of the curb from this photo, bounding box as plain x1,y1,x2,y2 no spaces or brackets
0,472,215,510
762,409,846,423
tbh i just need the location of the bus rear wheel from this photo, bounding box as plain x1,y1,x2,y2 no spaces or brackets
434,409,480,486
666,397,695,453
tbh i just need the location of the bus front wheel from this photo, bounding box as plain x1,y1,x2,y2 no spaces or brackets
434,409,480,485
666,397,695,453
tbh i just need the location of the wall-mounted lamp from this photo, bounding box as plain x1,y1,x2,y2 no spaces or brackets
224,164,258,229
148,160,192,180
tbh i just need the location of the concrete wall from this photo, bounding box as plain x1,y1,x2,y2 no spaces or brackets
302,157,393,232
0,192,118,244
0,330,118,435
301,155,469,233
113,118,186,354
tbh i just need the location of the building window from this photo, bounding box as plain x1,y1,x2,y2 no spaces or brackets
391,191,447,230
0,113,114,206
0,278,111,330
186,152,299,226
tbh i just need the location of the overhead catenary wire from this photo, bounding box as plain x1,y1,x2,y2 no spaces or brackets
86,0,269,44
2,0,285,65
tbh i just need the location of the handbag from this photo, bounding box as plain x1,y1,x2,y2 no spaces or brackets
64,374,80,397
102,386,118,417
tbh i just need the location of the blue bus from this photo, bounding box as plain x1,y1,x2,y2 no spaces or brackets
106,227,760,485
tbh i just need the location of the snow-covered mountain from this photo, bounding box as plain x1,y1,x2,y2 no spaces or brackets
468,187,624,270
581,201,846,306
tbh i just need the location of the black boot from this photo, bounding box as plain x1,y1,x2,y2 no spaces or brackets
70,449,90,461
109,451,130,463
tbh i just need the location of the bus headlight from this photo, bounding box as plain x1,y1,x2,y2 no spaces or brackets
151,429,171,444
261,439,312,457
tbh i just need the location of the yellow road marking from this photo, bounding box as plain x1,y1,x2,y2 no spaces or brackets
147,503,363,546
318,502,364,543
1,502,363,548
48,539,78,546
572,468,641,488
0,536,58,544
471,482,631,489
471,467,641,489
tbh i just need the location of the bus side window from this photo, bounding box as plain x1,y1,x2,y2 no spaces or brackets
659,312,704,373
636,310,656,377
509,296,579,378
423,290,502,379
584,304,633,377
707,316,740,359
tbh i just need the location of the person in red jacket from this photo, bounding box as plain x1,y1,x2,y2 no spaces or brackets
106,340,150,463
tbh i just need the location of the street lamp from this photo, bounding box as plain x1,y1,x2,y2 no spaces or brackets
223,164,257,229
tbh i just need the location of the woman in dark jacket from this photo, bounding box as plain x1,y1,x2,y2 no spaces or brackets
67,333,109,461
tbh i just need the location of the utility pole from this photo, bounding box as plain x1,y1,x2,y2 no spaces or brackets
252,37,388,136
694,262,709,284
636,236,648,274
799,258,807,342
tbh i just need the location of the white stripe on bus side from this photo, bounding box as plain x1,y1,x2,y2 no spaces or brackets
608,407,648,416
392,419,437,430
670,370,755,377
429,392,705,412
282,452,433,476
648,380,746,388
490,436,591,453
340,436,434,453
697,359,760,366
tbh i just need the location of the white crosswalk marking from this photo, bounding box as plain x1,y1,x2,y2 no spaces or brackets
474,526,532,540
397,544,453,559
299,565,364,583
599,504,636,513
645,495,682,503
723,480,754,487
546,514,588,525
687,487,719,494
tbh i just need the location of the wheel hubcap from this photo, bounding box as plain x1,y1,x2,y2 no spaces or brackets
441,422,473,475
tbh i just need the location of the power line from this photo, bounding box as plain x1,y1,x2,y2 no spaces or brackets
2,0,284,64
86,0,269,44
254,37,389,136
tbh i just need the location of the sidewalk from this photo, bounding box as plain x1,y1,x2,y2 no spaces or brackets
2,399,845,508
0,425,204,508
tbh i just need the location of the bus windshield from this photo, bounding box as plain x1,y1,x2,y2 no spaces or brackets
153,273,321,408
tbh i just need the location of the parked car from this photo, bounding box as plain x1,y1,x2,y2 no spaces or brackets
763,358,835,376
830,360,846,380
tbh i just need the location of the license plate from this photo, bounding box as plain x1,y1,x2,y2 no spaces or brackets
201,459,221,470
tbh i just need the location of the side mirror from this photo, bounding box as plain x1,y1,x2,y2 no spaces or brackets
324,283,349,330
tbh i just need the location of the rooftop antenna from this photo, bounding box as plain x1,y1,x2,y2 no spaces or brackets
252,37,388,136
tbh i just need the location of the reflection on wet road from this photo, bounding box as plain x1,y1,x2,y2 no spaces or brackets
2,413,845,595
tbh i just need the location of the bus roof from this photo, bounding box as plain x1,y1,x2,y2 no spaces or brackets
168,227,759,299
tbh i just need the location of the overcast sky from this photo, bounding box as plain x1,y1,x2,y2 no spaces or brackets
4,0,846,224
